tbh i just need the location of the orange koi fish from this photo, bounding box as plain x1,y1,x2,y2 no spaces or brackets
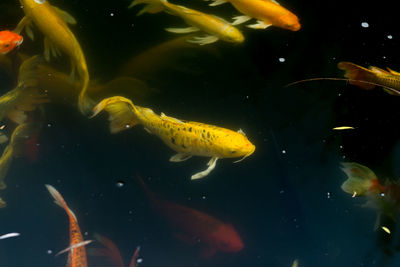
338,62,400,95
129,0,244,45
0,31,23,54
89,233,141,267
91,96,255,179
16,0,91,115
45,184,89,267
206,0,300,31
137,174,244,258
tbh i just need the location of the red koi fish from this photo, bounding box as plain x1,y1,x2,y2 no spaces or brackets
137,174,244,258
0,31,23,54
45,184,89,267
89,233,141,267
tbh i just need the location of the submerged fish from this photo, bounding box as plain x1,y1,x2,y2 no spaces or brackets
0,55,49,126
137,174,244,258
0,123,41,190
89,233,141,267
0,31,23,54
0,197,6,208
45,184,89,267
91,96,255,179
206,0,300,31
341,162,400,226
129,0,244,45
16,0,91,114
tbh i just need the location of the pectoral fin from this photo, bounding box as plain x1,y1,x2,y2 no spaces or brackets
44,37,61,61
14,16,34,40
191,157,218,180
231,15,252,25
165,26,200,34
247,20,272,29
160,112,184,124
52,6,77,25
187,35,219,45
386,67,400,76
208,0,228,6
170,153,192,162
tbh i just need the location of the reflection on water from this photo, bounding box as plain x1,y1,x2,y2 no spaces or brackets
1,0,400,266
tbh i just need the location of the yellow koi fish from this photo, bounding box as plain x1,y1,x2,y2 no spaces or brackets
338,62,400,96
91,96,255,179
16,0,91,114
206,0,300,31
129,0,244,45
0,197,6,208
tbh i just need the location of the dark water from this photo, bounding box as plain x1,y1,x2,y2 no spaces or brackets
1,0,400,266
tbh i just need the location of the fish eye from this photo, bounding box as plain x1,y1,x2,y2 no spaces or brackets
3,44,10,48
34,0,46,4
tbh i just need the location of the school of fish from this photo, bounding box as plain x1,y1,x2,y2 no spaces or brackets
2,0,396,265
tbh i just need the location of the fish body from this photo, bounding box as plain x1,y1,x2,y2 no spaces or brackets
46,185,88,267
129,0,244,45
17,0,90,114
338,62,400,95
0,31,23,54
92,96,255,179
137,174,244,258
208,0,300,31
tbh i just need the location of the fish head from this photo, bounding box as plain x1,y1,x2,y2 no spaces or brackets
279,13,301,31
217,130,255,159
0,31,23,54
212,224,244,253
224,26,245,43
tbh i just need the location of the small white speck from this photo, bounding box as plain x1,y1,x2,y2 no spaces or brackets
380,193,385,197
279,190,285,194
125,124,130,128
110,13,114,16
84,232,88,236
137,258,143,263
47,250,52,254
383,56,386,59
47,123,52,127
278,57,285,62
327,192,331,199
387,35,393,39
246,95,249,99
129,210,133,214
361,22,369,28
342,155,346,159
339,145,343,149
282,150,286,154
338,93,341,96
47,73,52,77
202,195,206,200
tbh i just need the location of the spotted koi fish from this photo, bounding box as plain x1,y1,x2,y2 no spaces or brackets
45,185,89,267
91,96,255,179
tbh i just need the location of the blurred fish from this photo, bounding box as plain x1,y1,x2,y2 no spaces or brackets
0,55,49,126
332,126,355,130
16,0,91,114
45,184,89,267
0,31,23,54
0,122,41,190
91,96,255,179
118,35,220,79
137,174,244,258
0,232,20,239
129,0,244,45
0,196,5,208
206,0,300,31
341,162,400,226
88,233,141,267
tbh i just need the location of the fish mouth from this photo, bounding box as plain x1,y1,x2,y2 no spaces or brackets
16,37,23,46
233,145,255,163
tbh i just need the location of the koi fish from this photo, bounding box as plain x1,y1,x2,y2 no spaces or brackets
45,184,89,267
129,0,244,45
206,0,300,31
91,96,255,179
89,233,141,267
0,55,49,126
0,123,40,190
0,31,23,54
15,0,91,114
341,162,400,226
0,197,6,208
338,62,400,95
137,174,244,258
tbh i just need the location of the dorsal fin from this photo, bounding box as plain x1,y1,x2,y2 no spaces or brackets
368,66,390,75
387,67,400,76
160,112,184,124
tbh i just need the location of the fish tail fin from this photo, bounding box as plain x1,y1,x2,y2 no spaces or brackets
128,0,165,15
45,184,78,221
337,62,376,90
93,234,125,267
91,96,141,134
340,162,380,196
